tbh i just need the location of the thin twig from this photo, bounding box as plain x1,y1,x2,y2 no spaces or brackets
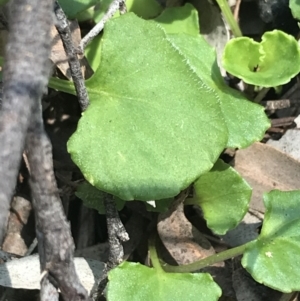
105,194,129,266
253,87,270,103
91,194,129,300
163,189,190,215
271,116,296,127
119,1,127,14
25,101,88,300
233,0,242,22
262,99,300,111
279,292,298,301
24,237,38,256
54,1,89,111
79,0,126,51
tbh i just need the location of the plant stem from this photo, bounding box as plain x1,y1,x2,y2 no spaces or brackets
254,87,270,103
162,242,250,273
49,77,76,95
215,0,242,37
149,234,165,273
279,292,298,301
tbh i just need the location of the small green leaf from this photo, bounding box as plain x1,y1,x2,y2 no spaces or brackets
93,0,163,23
242,190,300,292
289,0,300,20
57,0,98,19
190,159,251,234
107,262,222,301
76,181,125,214
154,3,200,36
124,0,163,19
222,30,300,87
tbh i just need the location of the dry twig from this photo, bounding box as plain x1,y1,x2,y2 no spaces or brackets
91,194,129,300
0,0,88,299
79,0,126,51
54,1,89,111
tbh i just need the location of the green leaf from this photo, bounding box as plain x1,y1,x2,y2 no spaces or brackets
166,34,270,148
0,0,9,6
190,159,251,235
107,262,222,301
289,0,300,20
93,0,163,23
85,35,102,72
76,181,125,214
54,12,269,201
57,0,98,18
222,30,300,87
242,190,300,293
218,86,269,148
92,0,114,23
154,3,199,36
123,0,163,19
67,14,228,201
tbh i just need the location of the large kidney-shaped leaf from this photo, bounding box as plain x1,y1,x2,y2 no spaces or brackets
61,12,269,201
107,261,221,301
222,30,300,87
242,190,300,292
190,159,251,235
67,14,228,201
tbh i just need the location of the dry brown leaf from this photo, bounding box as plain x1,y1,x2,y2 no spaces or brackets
234,142,300,213
157,200,216,265
222,142,300,247
2,196,33,256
